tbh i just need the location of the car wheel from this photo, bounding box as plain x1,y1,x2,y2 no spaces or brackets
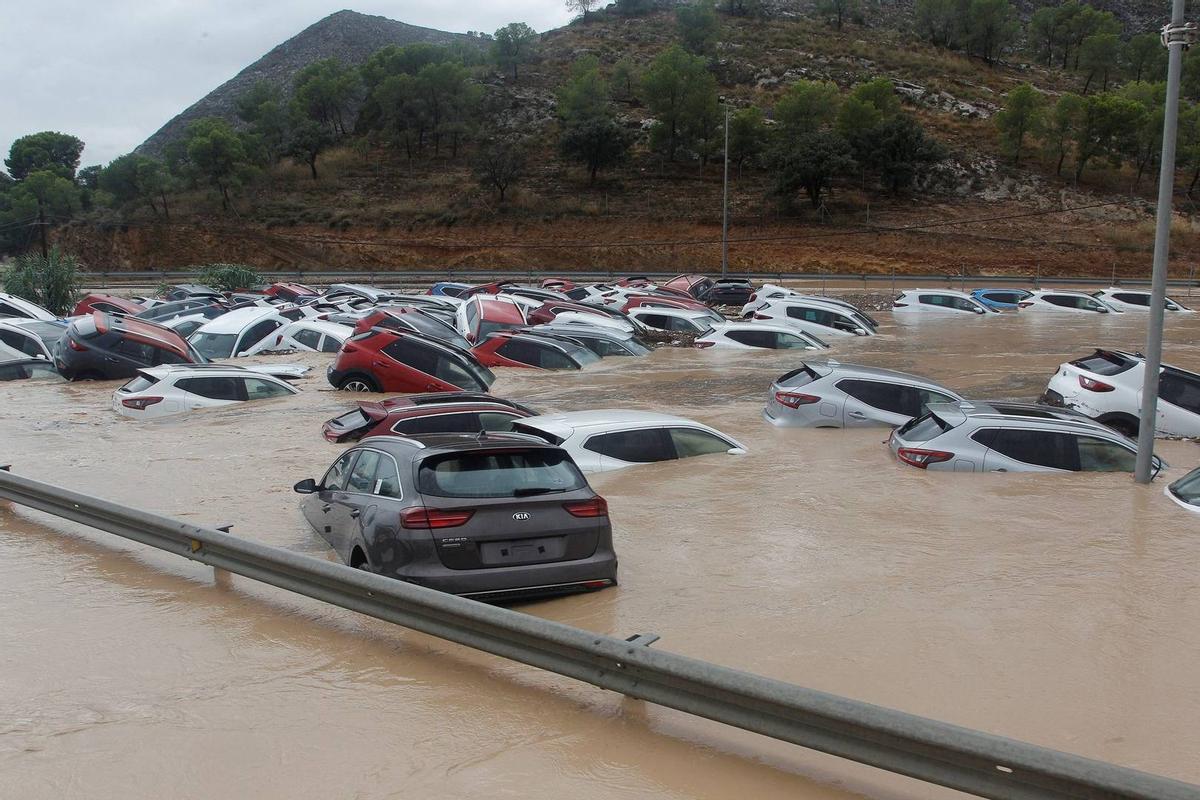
338,375,379,393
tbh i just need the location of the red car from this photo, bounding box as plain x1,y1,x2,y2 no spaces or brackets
471,331,602,370
266,282,321,302
457,295,528,344
327,328,495,393
321,392,537,442
620,294,711,314
352,306,471,349
540,278,576,291
526,299,631,326
71,294,145,317
663,274,715,298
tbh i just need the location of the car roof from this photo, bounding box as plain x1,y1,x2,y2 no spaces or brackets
529,323,633,341
630,306,712,319
137,364,278,379
357,431,556,455
763,297,863,311
899,288,979,299
925,400,1123,433
194,306,279,333
98,312,192,356
282,319,352,336
711,321,804,335
476,296,527,323
805,360,958,389
1029,289,1096,297
516,410,717,439
0,317,66,332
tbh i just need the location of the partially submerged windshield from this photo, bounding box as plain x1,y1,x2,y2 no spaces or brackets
1169,469,1200,506
189,332,236,360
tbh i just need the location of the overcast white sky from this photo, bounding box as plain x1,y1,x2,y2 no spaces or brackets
3,2,573,170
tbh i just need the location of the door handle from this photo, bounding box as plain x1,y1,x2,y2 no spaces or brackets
321,504,331,513
992,469,1007,473
848,411,867,419
349,510,360,519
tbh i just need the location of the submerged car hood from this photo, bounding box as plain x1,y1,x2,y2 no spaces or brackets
243,364,311,379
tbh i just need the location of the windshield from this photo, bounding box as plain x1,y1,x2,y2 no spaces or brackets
189,332,236,360
1170,469,1200,506
418,448,586,498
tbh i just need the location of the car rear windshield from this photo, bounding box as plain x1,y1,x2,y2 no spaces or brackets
777,365,818,386
896,412,951,441
120,374,160,393
418,449,586,498
1070,351,1136,376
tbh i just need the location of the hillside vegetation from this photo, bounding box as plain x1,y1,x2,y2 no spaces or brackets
5,0,1200,279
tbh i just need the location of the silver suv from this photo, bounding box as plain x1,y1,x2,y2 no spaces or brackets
888,401,1165,475
763,361,963,428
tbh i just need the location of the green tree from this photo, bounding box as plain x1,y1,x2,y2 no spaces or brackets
1028,6,1065,67
816,0,860,30
184,117,248,209
863,115,945,194
1118,82,1165,189
1068,91,1144,181
292,58,361,136
493,22,538,80
1064,3,1119,70
235,81,289,163
5,132,85,181
196,263,263,292
611,58,638,101
1178,102,1200,196
1079,33,1120,93
1045,94,1084,176
915,0,968,48
724,0,762,15
561,118,632,183
771,131,856,208
1124,33,1166,84
965,0,1018,65
100,154,174,217
3,249,83,314
287,117,334,179
676,1,719,54
558,56,609,122
373,74,426,160
8,170,80,257
474,137,527,202
995,83,1045,166
836,78,901,158
567,0,600,19
775,80,840,137
640,45,718,162
727,106,767,175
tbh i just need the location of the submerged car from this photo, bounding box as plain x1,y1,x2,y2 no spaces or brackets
1090,288,1194,313
697,278,754,307
625,307,717,335
294,434,618,600
1166,466,1200,513
71,294,145,317
0,318,67,359
328,328,494,393
113,364,300,419
764,362,963,428
893,290,993,315
0,292,55,321
1018,290,1118,314
749,298,876,337
1043,348,1200,437
55,312,206,380
456,295,528,344
188,306,292,359
244,319,352,355
322,392,536,442
513,411,746,473
971,288,1034,311
888,401,1163,475
694,322,827,351
471,331,601,370
525,323,651,357
351,306,471,350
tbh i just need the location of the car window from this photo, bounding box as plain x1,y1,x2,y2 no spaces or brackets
669,427,733,457
537,345,576,369
1044,295,1075,308
0,329,43,357
239,319,282,353
393,412,480,435
154,346,190,365
0,301,30,318
113,337,157,362
372,454,402,498
637,313,670,330
950,297,980,312
319,334,342,353
382,337,438,374
496,338,540,365
991,429,1079,470
726,329,776,348
177,376,244,401
583,428,673,462
434,353,488,390
322,451,357,491
838,379,908,415
293,328,322,349
244,377,292,400
916,388,957,416
1159,370,1200,414
479,411,519,432
1113,293,1150,306
346,449,382,494
1077,437,1136,472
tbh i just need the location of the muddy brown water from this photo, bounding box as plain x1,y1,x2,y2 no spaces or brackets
2,310,1198,800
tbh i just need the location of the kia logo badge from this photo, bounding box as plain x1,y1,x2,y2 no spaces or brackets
512,512,530,521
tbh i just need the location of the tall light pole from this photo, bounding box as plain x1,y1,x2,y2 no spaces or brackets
1134,5,1196,483
721,102,731,278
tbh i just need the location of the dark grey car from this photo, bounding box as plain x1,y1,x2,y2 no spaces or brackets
294,434,618,601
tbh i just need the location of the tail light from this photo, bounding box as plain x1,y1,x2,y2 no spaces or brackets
896,448,954,469
563,496,608,517
1018,301,1034,308
695,340,717,349
68,339,86,351
1078,375,1114,392
775,391,820,408
748,293,757,302
753,313,771,320
400,507,474,529
121,397,163,410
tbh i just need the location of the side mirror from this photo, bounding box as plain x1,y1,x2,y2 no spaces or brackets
854,328,868,336
727,447,747,455
974,307,985,314
293,478,318,494
1151,457,1165,479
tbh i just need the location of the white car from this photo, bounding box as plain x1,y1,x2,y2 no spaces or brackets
112,365,300,420
512,410,746,473
188,307,293,359
243,320,353,355
159,313,212,339
1091,288,1194,313
550,311,638,335
625,307,718,335
695,322,828,350
747,298,875,337
0,292,56,321
1044,348,1200,437
1018,290,1119,314
892,289,992,315
0,318,67,359
1166,466,1200,513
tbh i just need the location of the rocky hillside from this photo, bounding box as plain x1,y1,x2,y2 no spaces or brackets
136,10,483,157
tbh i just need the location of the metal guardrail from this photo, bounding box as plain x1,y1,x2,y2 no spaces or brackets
78,268,1200,292
1,466,1196,800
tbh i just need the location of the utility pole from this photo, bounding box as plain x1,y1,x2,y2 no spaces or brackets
1135,5,1196,483
721,102,730,278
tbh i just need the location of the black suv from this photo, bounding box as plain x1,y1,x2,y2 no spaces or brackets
295,433,618,601
55,312,206,380
698,279,755,307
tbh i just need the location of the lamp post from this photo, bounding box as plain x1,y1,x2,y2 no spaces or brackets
1134,6,1196,483
721,101,730,279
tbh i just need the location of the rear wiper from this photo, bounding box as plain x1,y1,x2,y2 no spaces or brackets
512,486,569,497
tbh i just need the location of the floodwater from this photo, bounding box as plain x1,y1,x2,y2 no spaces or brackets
1,307,1198,800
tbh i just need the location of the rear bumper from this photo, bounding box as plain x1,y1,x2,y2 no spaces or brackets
389,548,618,601
1041,389,1066,407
